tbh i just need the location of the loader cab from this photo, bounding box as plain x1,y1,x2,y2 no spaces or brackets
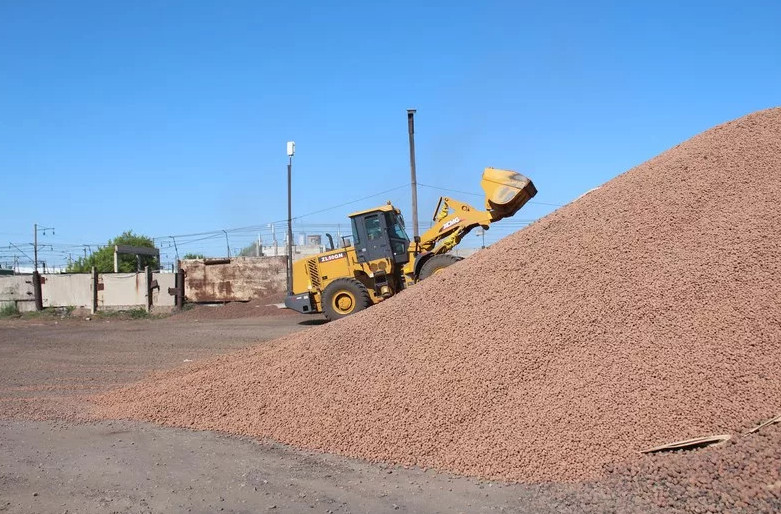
349,205,410,266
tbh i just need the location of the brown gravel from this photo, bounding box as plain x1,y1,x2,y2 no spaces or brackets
600,423,781,513
93,108,781,484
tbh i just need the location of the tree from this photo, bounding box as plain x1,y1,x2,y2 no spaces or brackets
182,253,205,260
67,231,159,273
238,242,260,257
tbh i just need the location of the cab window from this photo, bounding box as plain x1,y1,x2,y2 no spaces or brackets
364,214,382,240
385,212,409,241
350,217,361,246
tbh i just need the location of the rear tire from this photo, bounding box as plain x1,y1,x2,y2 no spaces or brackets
322,278,372,321
419,254,463,280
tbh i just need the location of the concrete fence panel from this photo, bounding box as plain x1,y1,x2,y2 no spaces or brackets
0,275,35,311
41,274,92,308
99,273,148,309
152,273,176,307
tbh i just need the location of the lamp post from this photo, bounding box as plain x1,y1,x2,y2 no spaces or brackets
286,141,295,294
407,109,420,243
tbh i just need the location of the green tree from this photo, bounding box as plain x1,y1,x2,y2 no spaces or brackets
182,253,205,260
67,231,159,273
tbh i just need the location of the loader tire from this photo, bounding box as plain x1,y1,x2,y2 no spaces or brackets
419,254,463,280
322,278,372,321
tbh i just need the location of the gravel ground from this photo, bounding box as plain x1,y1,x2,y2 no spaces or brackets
166,293,296,321
94,108,781,492
0,420,556,514
0,314,313,421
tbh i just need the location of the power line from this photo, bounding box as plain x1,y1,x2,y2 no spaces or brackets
6,182,542,264
8,242,33,262
292,184,410,221
151,184,410,242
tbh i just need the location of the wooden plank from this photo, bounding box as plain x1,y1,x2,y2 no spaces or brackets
748,414,781,434
640,434,731,454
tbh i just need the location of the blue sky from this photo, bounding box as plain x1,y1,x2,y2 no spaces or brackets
1,0,779,267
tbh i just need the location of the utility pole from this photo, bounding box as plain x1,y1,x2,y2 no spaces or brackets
33,224,54,272
222,230,230,258
286,141,295,294
256,233,261,257
170,236,179,261
407,109,420,243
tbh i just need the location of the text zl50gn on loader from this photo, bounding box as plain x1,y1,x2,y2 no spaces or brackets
284,167,537,320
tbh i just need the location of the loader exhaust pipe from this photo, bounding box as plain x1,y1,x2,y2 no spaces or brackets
407,109,420,243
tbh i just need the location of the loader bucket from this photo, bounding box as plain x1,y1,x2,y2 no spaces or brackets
481,167,538,221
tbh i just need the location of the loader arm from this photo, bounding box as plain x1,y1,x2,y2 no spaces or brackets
418,197,492,254
417,167,537,255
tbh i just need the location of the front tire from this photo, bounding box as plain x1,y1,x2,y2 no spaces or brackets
418,254,463,280
322,278,372,321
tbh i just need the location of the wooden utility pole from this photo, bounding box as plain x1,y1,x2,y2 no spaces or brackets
91,267,98,314
145,266,152,312
32,223,42,310
32,271,42,311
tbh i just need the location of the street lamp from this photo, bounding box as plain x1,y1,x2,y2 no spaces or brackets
286,141,295,294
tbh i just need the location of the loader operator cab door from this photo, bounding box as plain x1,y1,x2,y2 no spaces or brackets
350,210,410,266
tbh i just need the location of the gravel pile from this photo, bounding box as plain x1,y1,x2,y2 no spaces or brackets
94,108,781,484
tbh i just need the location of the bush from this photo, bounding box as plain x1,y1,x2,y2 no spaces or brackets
128,308,149,319
0,303,20,317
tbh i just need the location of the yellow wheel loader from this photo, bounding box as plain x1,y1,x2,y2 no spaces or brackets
284,167,536,320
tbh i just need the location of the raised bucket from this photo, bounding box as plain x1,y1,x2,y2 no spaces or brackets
480,167,538,221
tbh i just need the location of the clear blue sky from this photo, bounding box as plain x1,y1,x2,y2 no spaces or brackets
1,0,779,267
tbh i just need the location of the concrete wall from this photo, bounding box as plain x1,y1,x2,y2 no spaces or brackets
42,274,92,308
0,275,35,312
0,275,34,301
97,272,175,309
100,273,147,309
0,271,176,312
152,273,175,307
182,256,286,302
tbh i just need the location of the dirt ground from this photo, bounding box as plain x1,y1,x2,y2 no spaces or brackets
0,313,318,421
0,315,710,513
3,419,636,514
